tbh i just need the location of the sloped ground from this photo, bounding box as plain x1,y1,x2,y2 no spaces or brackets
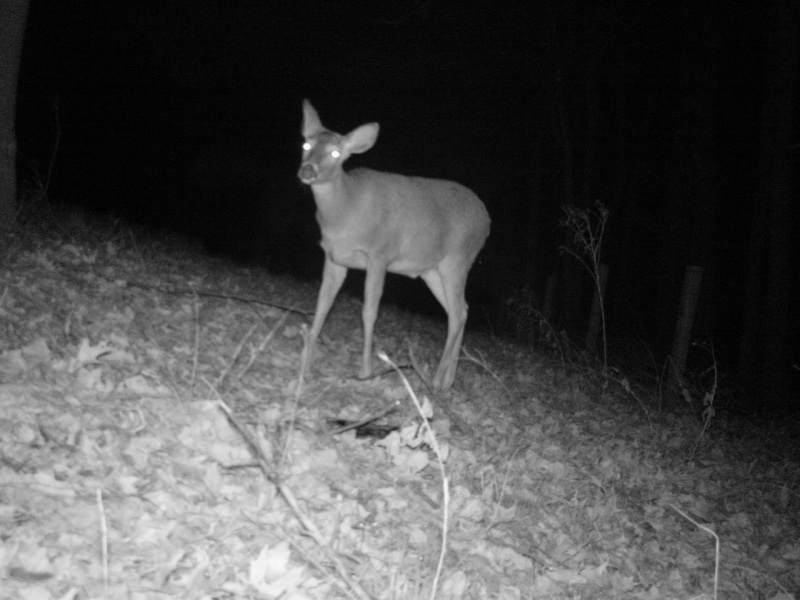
0,209,798,600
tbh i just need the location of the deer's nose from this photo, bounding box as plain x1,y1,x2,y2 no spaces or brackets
298,163,317,184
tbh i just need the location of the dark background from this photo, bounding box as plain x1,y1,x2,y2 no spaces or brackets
15,1,800,411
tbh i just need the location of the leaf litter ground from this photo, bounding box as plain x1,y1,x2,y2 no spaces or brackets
0,212,798,600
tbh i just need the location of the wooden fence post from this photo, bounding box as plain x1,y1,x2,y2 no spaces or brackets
668,265,704,402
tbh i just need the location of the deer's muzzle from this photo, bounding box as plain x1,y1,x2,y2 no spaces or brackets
298,163,317,184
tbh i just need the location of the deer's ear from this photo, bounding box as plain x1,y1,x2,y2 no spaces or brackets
344,123,379,155
302,99,325,138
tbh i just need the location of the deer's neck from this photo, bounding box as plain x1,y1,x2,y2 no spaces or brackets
311,174,361,226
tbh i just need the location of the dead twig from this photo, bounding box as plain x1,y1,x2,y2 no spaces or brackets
671,505,719,600
216,395,374,600
378,351,449,600
125,279,313,318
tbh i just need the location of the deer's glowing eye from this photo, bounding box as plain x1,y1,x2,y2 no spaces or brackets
331,150,341,159
302,142,311,151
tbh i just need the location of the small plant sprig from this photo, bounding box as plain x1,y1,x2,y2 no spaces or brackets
559,201,610,370
17,97,60,222
687,342,718,461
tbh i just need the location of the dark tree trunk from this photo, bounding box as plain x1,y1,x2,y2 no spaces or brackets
758,0,799,409
610,76,633,332
0,0,30,229
549,66,582,331
524,134,544,287
655,124,687,348
685,0,719,344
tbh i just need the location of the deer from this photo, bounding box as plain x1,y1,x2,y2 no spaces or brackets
297,99,490,391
